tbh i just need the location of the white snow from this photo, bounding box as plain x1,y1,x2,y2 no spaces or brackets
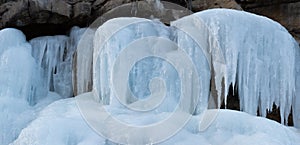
11,98,105,145
0,92,61,145
12,97,300,145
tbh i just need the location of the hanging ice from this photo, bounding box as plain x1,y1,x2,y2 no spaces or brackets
92,9,299,127
93,17,211,114
0,28,62,144
29,26,87,97
294,44,300,128
0,28,42,103
72,28,94,96
173,9,299,125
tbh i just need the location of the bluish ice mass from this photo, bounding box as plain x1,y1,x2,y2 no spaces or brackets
0,8,299,145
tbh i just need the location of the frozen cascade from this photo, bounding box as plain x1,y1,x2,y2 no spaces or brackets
0,28,62,144
173,9,299,125
0,28,43,103
3,8,300,144
30,26,87,98
73,28,94,96
294,44,300,128
93,9,299,125
93,17,210,114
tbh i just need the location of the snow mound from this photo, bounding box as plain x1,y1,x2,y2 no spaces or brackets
12,97,105,145
12,97,300,145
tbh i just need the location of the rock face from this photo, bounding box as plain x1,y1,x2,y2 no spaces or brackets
0,0,130,32
191,0,242,11
1,0,298,42
237,0,300,43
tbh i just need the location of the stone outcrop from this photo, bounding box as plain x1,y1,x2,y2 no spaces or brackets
237,0,300,43
0,0,130,30
191,0,242,11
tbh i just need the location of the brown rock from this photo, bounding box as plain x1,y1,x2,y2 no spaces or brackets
238,1,300,43
52,0,72,17
191,0,243,11
0,0,30,28
73,1,91,18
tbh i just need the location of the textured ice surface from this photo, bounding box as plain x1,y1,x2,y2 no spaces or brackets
1,8,300,145
0,28,62,144
11,98,105,145
294,44,300,128
93,17,210,114
12,98,300,145
0,28,37,101
30,26,87,98
0,92,61,145
73,28,94,96
173,9,300,125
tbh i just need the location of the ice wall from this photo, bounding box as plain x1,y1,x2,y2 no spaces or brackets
72,28,94,96
93,9,299,124
0,28,61,144
93,18,211,114
294,44,300,128
174,9,299,125
30,26,87,97
0,28,42,103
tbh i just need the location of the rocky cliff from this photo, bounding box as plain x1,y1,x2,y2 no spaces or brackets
0,0,299,42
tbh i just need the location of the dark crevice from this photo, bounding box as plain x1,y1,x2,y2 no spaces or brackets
221,82,294,126
236,0,300,9
16,24,71,40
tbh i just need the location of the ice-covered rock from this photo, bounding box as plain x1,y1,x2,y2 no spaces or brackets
0,28,43,104
173,9,300,125
93,17,211,114
30,26,87,98
72,28,94,96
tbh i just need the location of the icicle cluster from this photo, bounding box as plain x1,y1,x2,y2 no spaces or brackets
174,9,299,125
93,9,300,127
29,26,87,98
0,28,43,104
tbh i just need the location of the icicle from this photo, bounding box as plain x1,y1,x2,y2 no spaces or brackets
172,9,298,126
294,42,300,128
72,27,94,96
0,28,43,105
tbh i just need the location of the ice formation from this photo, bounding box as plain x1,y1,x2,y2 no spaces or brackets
0,7,300,145
30,26,88,97
173,9,300,125
294,45,300,128
0,28,63,144
93,17,210,114
12,97,300,145
73,28,94,96
0,28,38,102
93,9,300,127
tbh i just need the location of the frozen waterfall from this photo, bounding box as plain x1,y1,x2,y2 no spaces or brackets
93,9,300,126
29,26,89,98
0,8,299,145
173,9,300,126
